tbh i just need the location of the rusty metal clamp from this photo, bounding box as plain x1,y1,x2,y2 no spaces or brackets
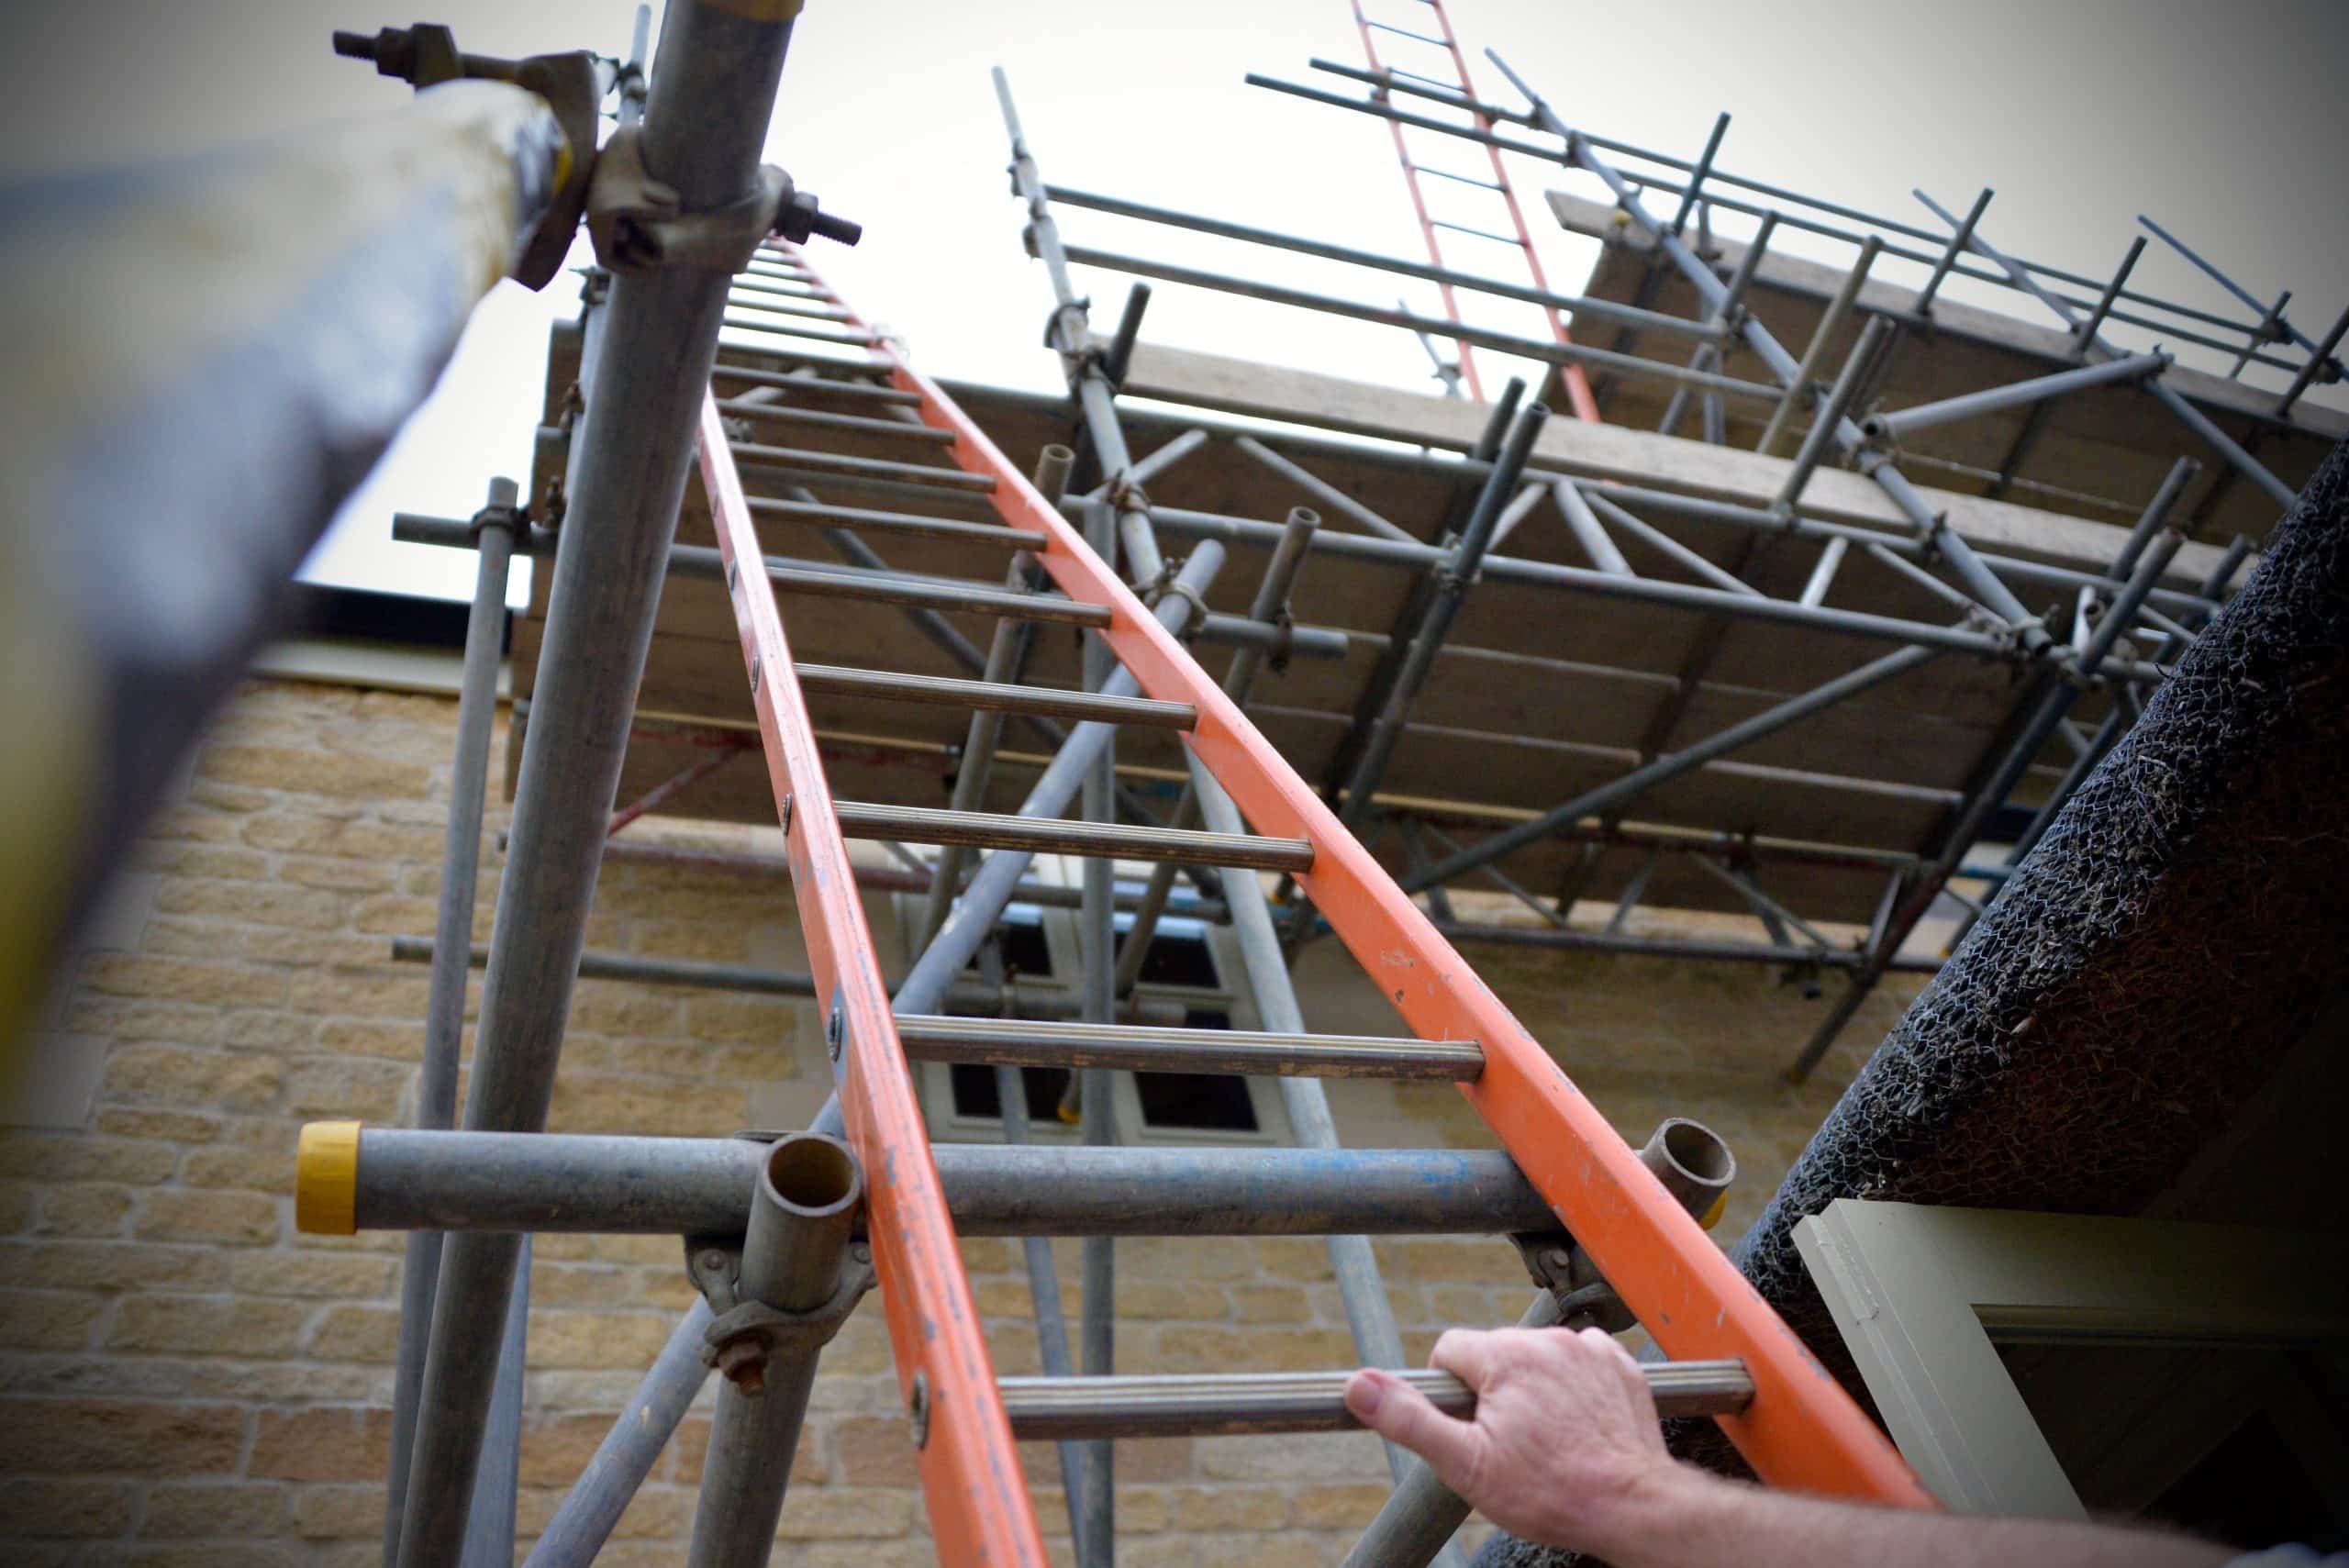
685,1231,874,1392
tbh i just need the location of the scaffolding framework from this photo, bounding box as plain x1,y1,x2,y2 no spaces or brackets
299,6,2349,1568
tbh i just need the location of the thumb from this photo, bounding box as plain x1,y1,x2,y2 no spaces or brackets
1345,1369,1481,1488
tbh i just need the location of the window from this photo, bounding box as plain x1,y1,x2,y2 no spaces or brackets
901,862,1290,1148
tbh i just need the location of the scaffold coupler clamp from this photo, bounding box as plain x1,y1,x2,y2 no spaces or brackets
585,131,860,274
331,22,600,290
685,1232,874,1393
1508,1230,1635,1333
1141,556,1210,626
468,478,526,539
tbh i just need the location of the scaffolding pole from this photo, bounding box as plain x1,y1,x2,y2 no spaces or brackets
391,8,800,1562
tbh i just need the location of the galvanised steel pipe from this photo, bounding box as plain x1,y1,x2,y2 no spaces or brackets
324,1129,1563,1237
459,1237,529,1568
1398,641,1944,894
1114,507,1321,997
383,493,512,1568
1233,438,1418,545
1128,502,2014,660
394,514,1343,660
1059,241,1785,406
1264,66,2279,354
590,836,1229,922
2109,457,2200,585
1759,236,1882,457
999,1362,1753,1440
920,446,1064,948
1481,55,2046,654
1864,352,2170,441
521,1299,714,1568
882,547,1227,1025
394,5,800,1555
1913,190,2297,510
684,1134,863,1568
1337,402,1552,828
388,936,1190,1027
1041,183,1722,343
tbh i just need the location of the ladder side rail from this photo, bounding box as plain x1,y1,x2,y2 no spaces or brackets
694,396,1049,1568
838,278,1938,1510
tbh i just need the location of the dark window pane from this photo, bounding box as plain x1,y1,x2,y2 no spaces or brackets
1132,1071,1258,1133
947,1063,1069,1125
1000,918,1053,978
1110,929,1219,988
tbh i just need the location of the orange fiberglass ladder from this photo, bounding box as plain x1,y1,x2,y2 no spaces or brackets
705,239,1932,1562
1344,0,1602,420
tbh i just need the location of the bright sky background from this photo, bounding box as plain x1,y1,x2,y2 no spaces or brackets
9,0,2344,606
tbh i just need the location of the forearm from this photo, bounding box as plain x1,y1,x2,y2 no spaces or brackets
1586,1465,2232,1568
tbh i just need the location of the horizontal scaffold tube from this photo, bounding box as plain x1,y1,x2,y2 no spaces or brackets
310,1129,1560,1239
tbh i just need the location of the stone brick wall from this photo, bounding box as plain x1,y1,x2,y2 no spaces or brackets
0,673,1920,1565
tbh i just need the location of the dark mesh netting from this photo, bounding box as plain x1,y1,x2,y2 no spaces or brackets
1475,439,2349,1568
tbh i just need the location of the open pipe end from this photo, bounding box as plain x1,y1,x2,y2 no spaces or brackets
762,1131,863,1220
1639,1118,1736,1226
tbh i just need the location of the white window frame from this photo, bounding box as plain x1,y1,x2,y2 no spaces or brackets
897,861,1292,1149
1793,1198,2349,1518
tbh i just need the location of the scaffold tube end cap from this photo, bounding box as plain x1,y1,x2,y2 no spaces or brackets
295,1121,362,1235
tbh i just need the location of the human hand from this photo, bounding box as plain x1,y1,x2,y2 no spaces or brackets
1343,1325,1694,1555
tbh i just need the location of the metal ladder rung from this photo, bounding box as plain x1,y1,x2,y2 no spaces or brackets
731,274,835,302
754,560,1107,627
794,664,1197,728
999,1363,1754,1440
723,314,880,347
896,1015,1481,1080
744,258,818,281
732,440,997,493
1430,218,1524,246
1365,20,1450,46
716,397,955,444
832,803,1316,873
727,294,855,324
745,496,1043,550
712,363,922,404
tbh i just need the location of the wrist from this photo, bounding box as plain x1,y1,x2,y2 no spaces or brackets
1568,1460,1724,1567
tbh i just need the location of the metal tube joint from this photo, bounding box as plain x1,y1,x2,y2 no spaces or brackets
685,1133,870,1394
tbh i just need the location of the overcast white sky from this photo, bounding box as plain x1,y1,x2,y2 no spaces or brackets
9,0,2344,605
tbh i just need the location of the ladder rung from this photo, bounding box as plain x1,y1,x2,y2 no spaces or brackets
1410,164,1504,192
745,496,1044,550
895,1015,1481,1080
794,665,1197,728
722,314,878,347
716,397,954,444
833,804,1316,873
999,1362,1754,1440
732,274,834,302
745,259,816,281
728,293,855,323
712,362,921,404
1365,20,1450,46
757,561,1108,627
732,440,996,493
1431,218,1524,246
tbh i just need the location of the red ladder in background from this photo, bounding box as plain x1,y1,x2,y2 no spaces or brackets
1347,0,1603,420
703,240,1926,1560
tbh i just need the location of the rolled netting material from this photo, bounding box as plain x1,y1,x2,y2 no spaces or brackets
1478,439,2349,1567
